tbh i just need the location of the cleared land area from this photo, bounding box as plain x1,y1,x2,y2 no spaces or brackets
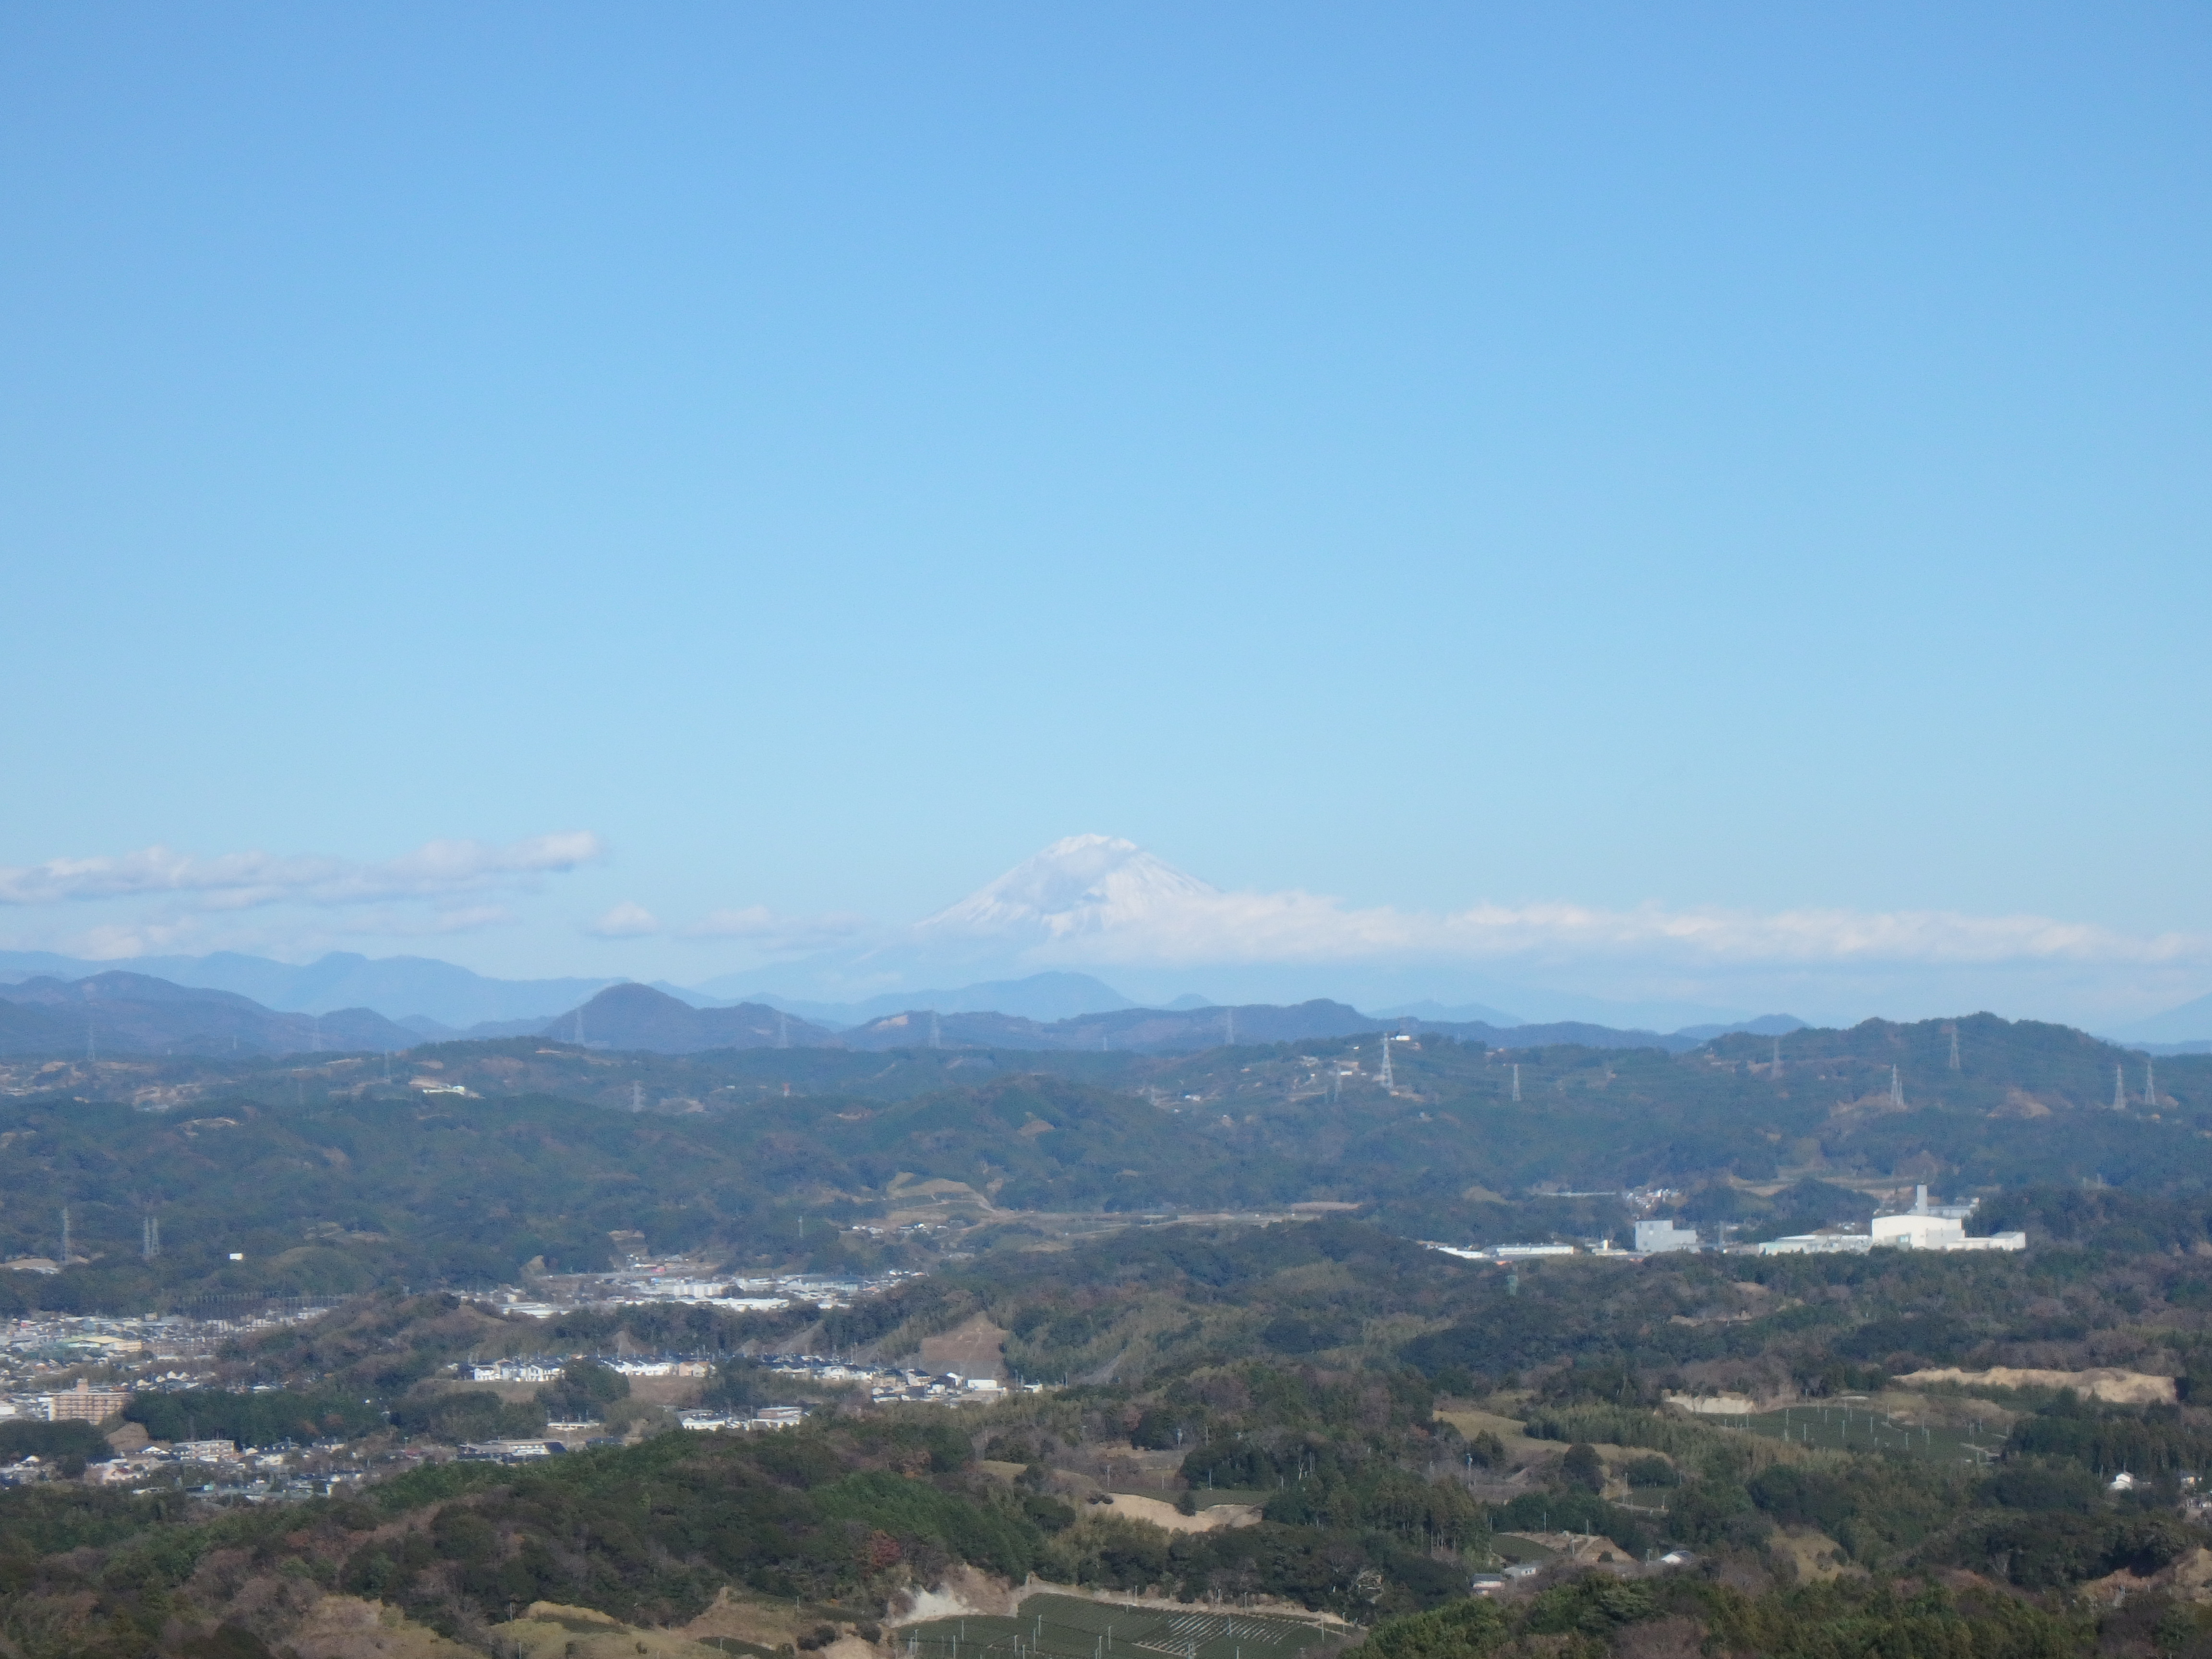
902,1594,1335,1659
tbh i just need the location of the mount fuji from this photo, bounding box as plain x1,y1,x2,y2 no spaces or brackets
715,834,1746,1029
915,834,1223,948
701,836,1212,1005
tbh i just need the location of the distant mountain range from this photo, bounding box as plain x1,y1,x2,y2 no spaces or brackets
0,972,420,1058
832,997,1381,1054
11,838,2211,1043
531,985,837,1054
703,970,1139,1027
0,949,616,1026
2102,991,2212,1053
6,911,2204,1060
0,965,1811,1061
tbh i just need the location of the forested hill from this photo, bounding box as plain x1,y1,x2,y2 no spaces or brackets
0,1013,2206,1311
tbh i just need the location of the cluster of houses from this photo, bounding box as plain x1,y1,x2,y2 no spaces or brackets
676,1405,806,1433
469,1264,925,1322
0,1434,371,1499
465,1357,713,1383
757,1352,1031,1403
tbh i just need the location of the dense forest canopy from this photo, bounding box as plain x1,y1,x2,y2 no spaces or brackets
0,1014,2205,1311
3,1017,2212,1656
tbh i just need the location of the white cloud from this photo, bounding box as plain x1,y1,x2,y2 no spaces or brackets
0,832,606,912
588,902,661,938
1023,888,2207,970
59,904,519,961
925,835,2210,972
682,905,870,954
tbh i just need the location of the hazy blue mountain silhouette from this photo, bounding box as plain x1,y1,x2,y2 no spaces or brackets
0,972,419,1056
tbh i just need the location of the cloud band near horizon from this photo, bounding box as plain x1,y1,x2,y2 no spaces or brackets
992,889,2205,970
0,833,605,911
0,832,2197,977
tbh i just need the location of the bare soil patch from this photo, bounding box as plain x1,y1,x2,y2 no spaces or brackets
921,1312,1010,1381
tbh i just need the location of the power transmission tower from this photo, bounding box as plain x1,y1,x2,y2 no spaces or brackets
143,1213,160,1261
87,1018,96,1064
1225,1008,1236,1047
630,1081,644,1112
1379,1037,1394,1091
776,1010,789,1049
1949,1027,1961,1071
60,1207,71,1264
2115,1064,2127,1110
1772,1036,1782,1079
2146,1058,2156,1108
1889,1066,1903,1106
928,1010,941,1049
1511,1063,1522,1103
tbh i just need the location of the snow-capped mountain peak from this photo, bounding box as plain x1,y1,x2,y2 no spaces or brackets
918,834,1220,942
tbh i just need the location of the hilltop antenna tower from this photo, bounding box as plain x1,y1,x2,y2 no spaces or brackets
1511,1063,1522,1103
1890,1066,1903,1106
1379,1036,1395,1091
2115,1064,2127,1110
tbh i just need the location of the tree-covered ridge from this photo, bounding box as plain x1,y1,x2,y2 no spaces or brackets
15,1209,2212,1656
0,1411,1059,1658
1364,1573,2122,1659
2,1014,2209,1310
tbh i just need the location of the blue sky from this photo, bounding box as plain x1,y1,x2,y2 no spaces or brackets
1,4,2207,1026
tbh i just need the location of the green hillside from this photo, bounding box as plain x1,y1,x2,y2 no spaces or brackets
0,1014,2208,1310
14,1210,2212,1657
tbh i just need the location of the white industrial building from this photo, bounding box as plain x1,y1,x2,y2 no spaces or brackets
1759,1187,2022,1255
1871,1185,2024,1251
1634,1219,1701,1254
